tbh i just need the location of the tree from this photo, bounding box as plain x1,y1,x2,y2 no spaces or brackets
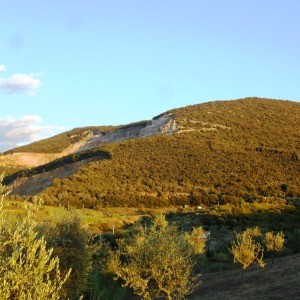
185,226,207,254
44,215,93,299
107,214,203,300
229,228,265,287
265,231,285,266
0,201,70,299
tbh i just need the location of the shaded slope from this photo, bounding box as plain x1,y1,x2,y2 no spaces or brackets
191,253,300,300
7,156,106,196
3,148,110,186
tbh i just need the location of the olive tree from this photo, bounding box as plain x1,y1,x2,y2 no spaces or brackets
265,231,285,266
0,200,70,300
185,226,207,254
107,214,204,300
229,227,265,287
44,215,93,299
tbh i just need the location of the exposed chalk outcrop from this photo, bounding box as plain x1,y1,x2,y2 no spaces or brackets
76,115,179,152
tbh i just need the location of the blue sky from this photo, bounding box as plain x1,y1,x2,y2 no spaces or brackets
1,0,300,150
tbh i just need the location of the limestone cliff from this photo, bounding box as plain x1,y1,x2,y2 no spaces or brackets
76,115,178,152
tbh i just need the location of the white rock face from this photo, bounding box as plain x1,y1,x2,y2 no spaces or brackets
77,115,178,152
140,116,177,136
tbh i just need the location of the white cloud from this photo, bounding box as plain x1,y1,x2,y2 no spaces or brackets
0,65,6,72
0,73,41,96
0,115,59,152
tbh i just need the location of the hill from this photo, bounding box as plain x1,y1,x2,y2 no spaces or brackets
3,125,116,154
3,97,300,208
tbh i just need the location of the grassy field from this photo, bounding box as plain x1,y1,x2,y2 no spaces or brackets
1,200,180,234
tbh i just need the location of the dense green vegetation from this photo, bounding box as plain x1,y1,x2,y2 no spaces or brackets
116,119,150,130
3,126,116,154
22,98,298,208
203,198,300,231
172,97,299,153
3,98,300,210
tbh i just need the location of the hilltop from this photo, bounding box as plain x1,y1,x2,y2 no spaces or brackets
2,97,300,209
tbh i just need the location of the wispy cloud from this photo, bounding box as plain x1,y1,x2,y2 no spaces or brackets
0,115,60,152
0,73,42,96
0,65,6,72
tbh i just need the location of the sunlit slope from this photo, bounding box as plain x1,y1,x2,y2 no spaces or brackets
1,116,177,174
4,126,116,154
23,97,298,208
172,97,299,152
191,253,300,300
0,126,116,175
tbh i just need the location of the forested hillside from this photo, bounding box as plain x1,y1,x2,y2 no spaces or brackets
6,97,298,208
3,126,116,154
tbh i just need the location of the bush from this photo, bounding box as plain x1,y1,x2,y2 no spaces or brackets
0,201,70,299
107,214,204,300
43,215,93,299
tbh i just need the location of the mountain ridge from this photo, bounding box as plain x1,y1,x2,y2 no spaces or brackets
2,97,300,208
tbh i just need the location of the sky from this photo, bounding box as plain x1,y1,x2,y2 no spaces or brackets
1,0,300,151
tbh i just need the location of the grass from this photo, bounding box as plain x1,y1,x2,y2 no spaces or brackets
1,200,182,235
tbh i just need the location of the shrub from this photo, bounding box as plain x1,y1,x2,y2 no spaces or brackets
0,201,70,299
107,214,202,300
265,231,285,266
229,228,265,287
43,215,93,299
